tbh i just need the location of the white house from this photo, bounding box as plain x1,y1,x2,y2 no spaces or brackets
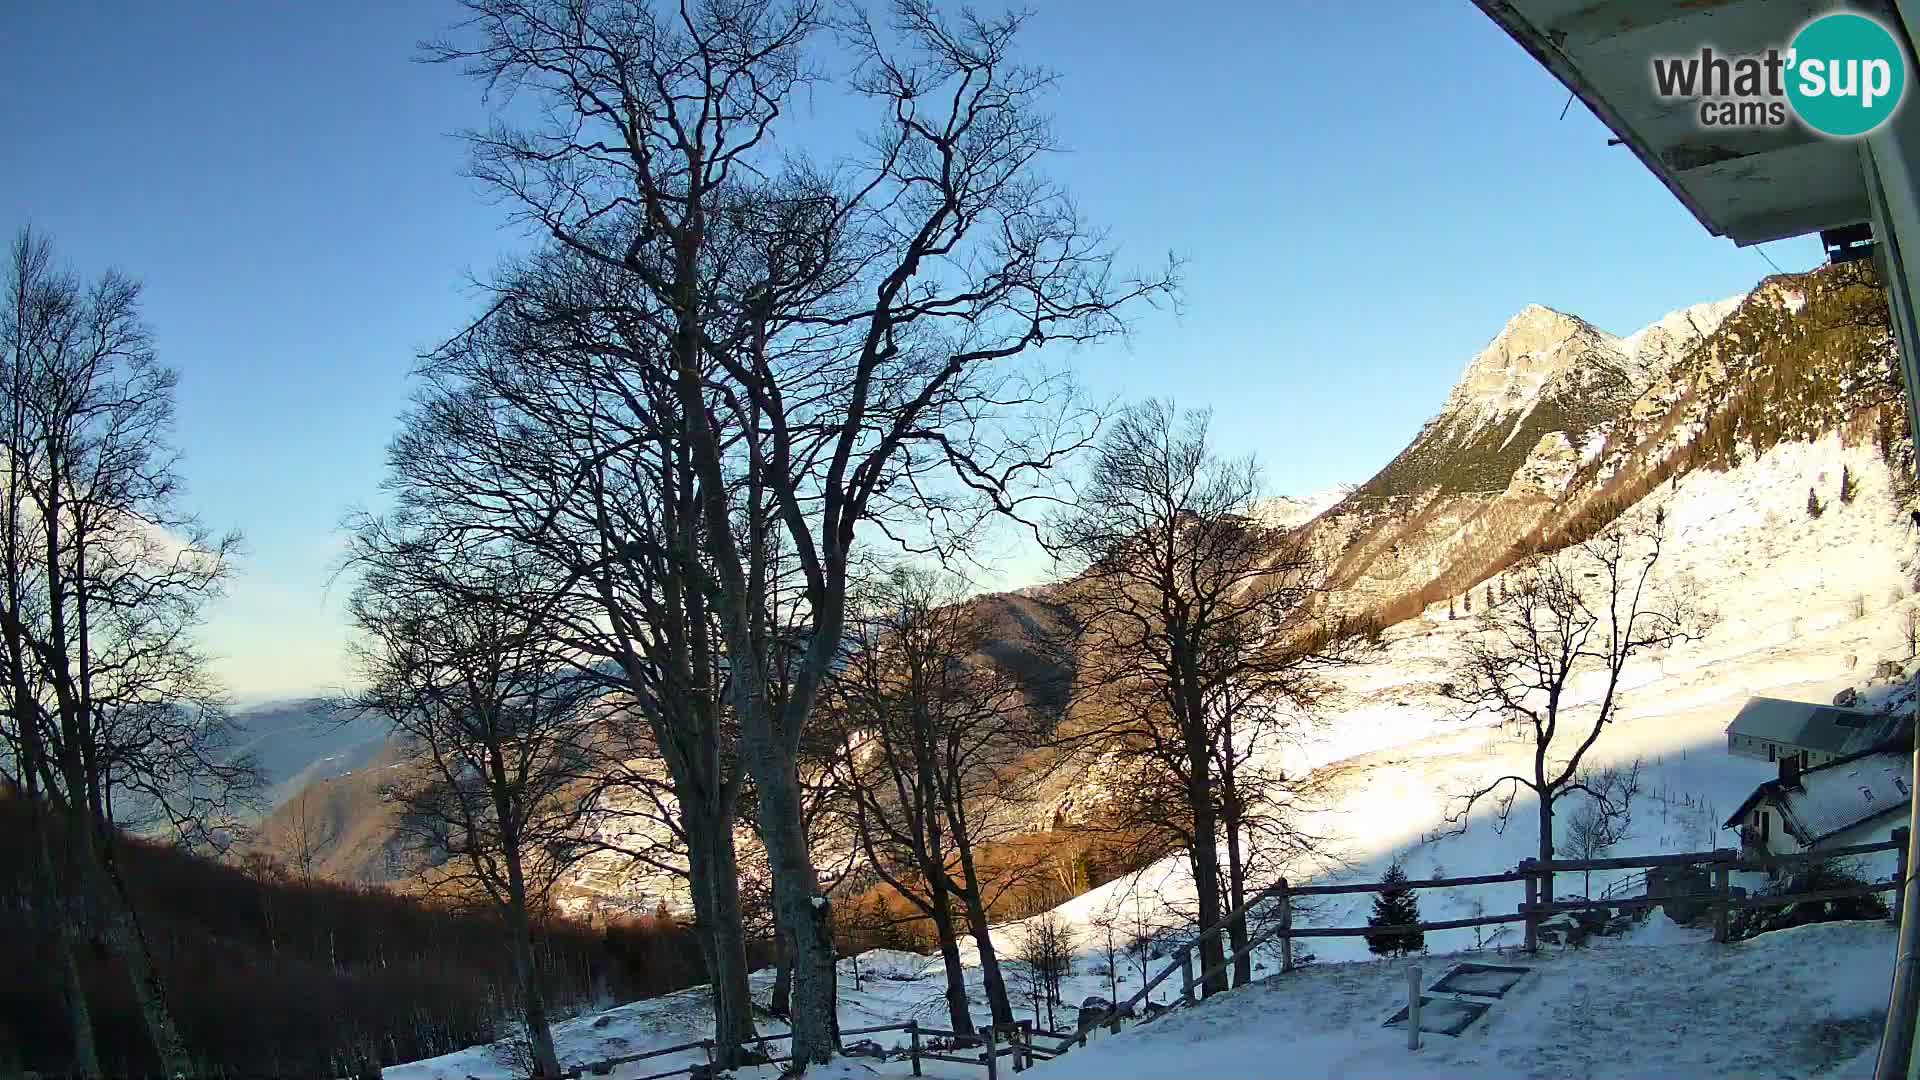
1724,697,1900,769
1724,747,1912,860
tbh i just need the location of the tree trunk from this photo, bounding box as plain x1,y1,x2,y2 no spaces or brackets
32,796,100,1078
1222,808,1250,988
771,929,793,1017
1185,755,1228,997
1537,792,1556,908
685,802,758,1065
929,889,974,1035
80,820,188,1078
953,841,1014,1025
748,753,837,1066
502,849,562,1079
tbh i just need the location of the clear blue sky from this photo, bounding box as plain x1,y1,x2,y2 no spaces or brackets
0,2,1821,702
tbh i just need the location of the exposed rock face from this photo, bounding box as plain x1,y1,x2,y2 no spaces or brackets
1299,262,1896,618
1361,298,1736,502
1259,484,1359,531
1506,431,1581,500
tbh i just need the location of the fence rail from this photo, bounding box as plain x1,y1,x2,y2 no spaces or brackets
1076,830,1907,1037
551,832,1906,1079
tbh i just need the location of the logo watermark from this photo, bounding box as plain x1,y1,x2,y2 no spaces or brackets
1650,11,1907,137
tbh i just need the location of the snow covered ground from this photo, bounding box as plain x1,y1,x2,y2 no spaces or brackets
389,919,1897,1080
390,433,1917,1079
1037,920,1894,1080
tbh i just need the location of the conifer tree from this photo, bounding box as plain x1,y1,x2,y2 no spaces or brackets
1366,860,1425,957
1808,486,1825,519
1840,465,1857,504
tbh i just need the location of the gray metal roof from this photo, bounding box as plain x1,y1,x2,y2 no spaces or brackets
1725,697,1892,755
1472,0,1887,245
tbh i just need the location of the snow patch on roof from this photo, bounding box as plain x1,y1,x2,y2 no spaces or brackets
1780,750,1911,842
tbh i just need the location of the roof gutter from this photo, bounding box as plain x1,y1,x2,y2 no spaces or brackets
1469,0,1729,239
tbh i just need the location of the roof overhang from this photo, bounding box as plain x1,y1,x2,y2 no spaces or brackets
1473,0,1898,245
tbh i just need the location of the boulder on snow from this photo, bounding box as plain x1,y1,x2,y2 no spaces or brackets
1876,659,1906,681
1076,995,1132,1033
843,1039,886,1058
1537,913,1587,947
1834,687,1860,707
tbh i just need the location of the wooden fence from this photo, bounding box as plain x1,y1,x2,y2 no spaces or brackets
553,831,1907,1078
552,1018,1081,1080
1078,830,1908,1035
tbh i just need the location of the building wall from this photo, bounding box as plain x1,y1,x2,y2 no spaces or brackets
1738,799,1802,857
1727,733,1840,767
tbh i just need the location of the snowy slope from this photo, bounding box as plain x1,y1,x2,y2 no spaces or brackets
1258,484,1358,530
390,430,1916,1080
1036,920,1892,1080
388,920,1897,1080
1037,431,1915,963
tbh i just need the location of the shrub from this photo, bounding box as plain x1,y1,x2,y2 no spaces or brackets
1727,858,1889,942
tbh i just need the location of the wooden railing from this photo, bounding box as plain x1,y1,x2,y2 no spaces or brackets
1078,832,1908,1038
551,833,1907,1078
556,1018,1066,1079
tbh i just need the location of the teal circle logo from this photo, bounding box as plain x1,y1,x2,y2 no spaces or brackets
1786,12,1907,137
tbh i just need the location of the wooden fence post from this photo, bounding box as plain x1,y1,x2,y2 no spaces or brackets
1406,962,1422,1052
1021,1021,1034,1070
1712,850,1733,944
985,1022,999,1080
1179,946,1196,1005
1896,827,1911,926
1279,878,1294,973
908,1021,921,1077
1520,858,1539,952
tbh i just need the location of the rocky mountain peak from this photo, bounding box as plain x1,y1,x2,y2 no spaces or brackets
1618,294,1745,378
1258,484,1359,530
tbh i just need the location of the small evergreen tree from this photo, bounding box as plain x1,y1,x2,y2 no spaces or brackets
1462,591,1472,614
1840,464,1857,504
1366,860,1425,957
1484,585,1494,610
1808,486,1825,519
1448,598,1456,621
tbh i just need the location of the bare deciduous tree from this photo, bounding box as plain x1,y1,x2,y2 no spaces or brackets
827,566,1051,1031
0,227,248,1079
284,788,335,883
1051,399,1341,996
1559,760,1642,898
1014,911,1075,1031
347,539,599,1080
1444,512,1704,903
421,1,1171,1064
